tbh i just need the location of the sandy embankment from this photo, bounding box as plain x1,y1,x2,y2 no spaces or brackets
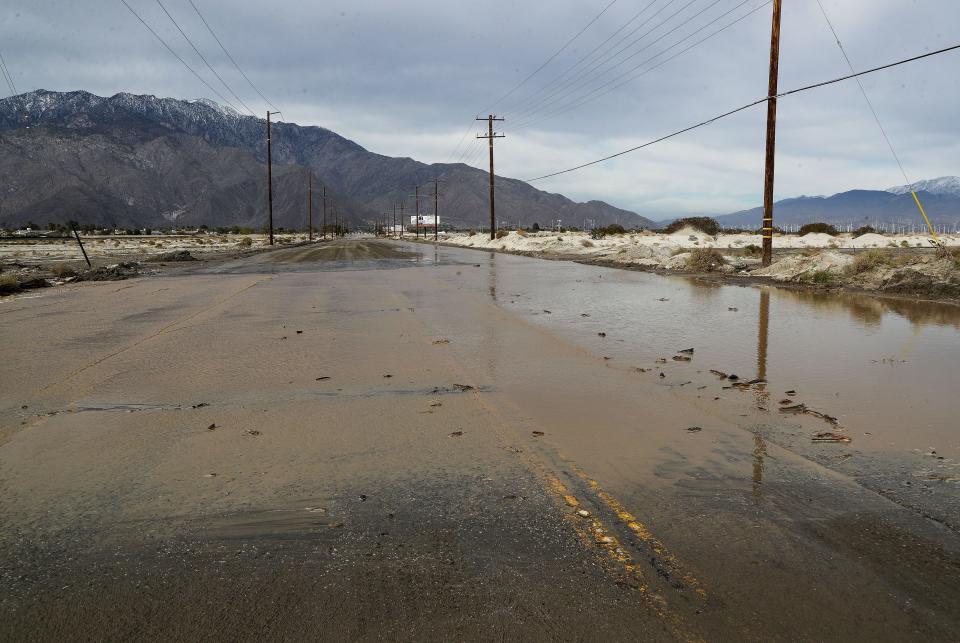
0,233,313,293
433,228,960,299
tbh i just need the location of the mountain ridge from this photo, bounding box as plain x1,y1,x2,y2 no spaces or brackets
0,89,654,230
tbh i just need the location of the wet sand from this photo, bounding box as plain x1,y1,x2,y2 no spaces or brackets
2,240,959,641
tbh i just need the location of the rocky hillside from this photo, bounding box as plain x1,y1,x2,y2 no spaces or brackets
0,90,654,230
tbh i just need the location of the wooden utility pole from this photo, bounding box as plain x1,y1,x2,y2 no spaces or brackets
432,177,443,241
71,225,91,268
477,115,505,240
411,185,422,240
307,172,313,241
266,111,281,245
321,185,327,240
761,0,782,266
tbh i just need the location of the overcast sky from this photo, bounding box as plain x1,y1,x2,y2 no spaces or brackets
1,0,957,216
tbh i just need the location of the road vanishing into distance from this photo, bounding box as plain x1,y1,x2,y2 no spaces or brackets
2,239,959,641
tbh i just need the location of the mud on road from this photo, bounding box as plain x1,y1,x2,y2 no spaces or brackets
2,240,959,641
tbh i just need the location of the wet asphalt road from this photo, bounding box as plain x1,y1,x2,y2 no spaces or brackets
2,239,959,641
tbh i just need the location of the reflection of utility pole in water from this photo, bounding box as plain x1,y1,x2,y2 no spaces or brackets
485,253,499,382
753,287,771,501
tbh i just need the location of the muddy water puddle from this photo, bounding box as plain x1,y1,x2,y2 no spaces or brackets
421,245,959,451
384,242,960,517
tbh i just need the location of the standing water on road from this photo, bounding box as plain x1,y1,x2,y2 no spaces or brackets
399,241,960,524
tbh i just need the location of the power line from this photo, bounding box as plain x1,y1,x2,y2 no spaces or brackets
445,0,622,174
447,114,480,163
503,0,661,116
513,0,731,126
813,0,909,184
154,0,256,116
0,50,17,96
489,0,620,111
185,0,279,113
118,0,242,112
513,0,768,131
524,43,960,182
814,0,940,243
510,0,697,123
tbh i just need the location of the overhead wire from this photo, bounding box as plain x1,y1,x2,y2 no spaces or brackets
523,43,960,182
0,50,17,97
153,0,256,116
513,0,769,131
447,115,480,164
513,0,739,127
503,0,661,117
445,0,622,172
186,0,279,113
118,0,242,113
488,0,620,111
510,0,698,123
813,0,939,242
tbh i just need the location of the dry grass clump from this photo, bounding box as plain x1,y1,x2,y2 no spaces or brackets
581,239,594,248
848,249,911,274
686,248,726,272
801,270,837,285
49,264,78,278
516,229,527,237
849,249,892,274
495,229,509,239
0,274,19,294
237,237,253,247
948,247,960,270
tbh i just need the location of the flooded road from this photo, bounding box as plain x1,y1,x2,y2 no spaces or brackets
2,239,959,641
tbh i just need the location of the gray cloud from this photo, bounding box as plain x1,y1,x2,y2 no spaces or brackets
1,0,957,217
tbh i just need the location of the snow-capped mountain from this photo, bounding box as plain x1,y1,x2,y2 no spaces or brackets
887,177,960,197
0,89,651,230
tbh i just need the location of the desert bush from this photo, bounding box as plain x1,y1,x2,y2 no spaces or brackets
664,217,720,236
581,239,594,248
949,247,960,269
516,229,527,237
238,237,253,247
605,223,626,235
900,240,909,247
802,270,836,285
853,225,877,236
743,244,762,256
590,228,606,240
468,230,476,236
798,222,838,236
495,229,508,239
0,274,19,294
50,264,77,278
849,250,893,274
685,248,726,272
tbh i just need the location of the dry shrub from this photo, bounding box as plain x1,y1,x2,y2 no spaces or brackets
516,229,527,237
495,229,508,239
581,239,594,248
0,274,19,294
686,248,726,272
849,249,896,274
50,264,78,278
237,237,253,247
